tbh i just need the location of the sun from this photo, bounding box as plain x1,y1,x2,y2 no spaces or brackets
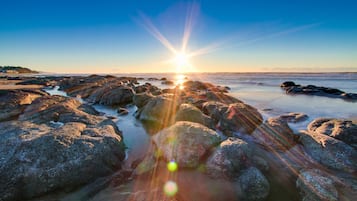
174,52,189,67
172,52,192,72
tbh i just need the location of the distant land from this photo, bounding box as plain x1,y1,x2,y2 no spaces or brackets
0,66,38,74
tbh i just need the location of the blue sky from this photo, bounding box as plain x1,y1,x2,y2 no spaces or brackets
0,0,356,73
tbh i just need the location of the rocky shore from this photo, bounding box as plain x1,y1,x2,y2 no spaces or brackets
0,75,356,201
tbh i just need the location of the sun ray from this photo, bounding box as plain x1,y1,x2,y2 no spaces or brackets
137,12,178,54
182,3,199,52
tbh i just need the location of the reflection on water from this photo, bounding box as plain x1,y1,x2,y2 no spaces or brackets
93,104,150,166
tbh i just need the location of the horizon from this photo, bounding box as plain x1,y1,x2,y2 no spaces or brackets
1,0,357,73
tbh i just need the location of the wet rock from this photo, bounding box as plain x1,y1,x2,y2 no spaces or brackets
161,80,174,85
307,118,357,149
0,120,125,201
133,92,155,108
251,117,296,151
236,167,270,201
139,95,180,126
0,89,47,122
299,131,357,172
280,82,357,101
278,112,309,123
206,137,252,179
296,169,338,201
175,103,213,128
152,121,221,168
220,102,263,135
117,107,129,116
19,95,103,125
280,81,297,88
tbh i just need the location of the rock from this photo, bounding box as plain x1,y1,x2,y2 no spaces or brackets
139,95,180,126
97,86,135,106
148,77,159,81
278,112,309,123
251,156,269,172
220,103,263,135
280,81,297,88
134,83,160,94
206,137,252,179
133,92,154,108
280,82,357,101
251,117,296,151
236,167,270,201
152,121,221,168
161,80,174,85
0,89,46,122
133,155,157,176
296,169,338,201
117,107,129,116
175,103,213,128
202,101,229,122
204,91,241,104
183,80,215,91
15,78,52,86
0,120,125,201
307,118,357,149
299,131,357,172
19,95,103,125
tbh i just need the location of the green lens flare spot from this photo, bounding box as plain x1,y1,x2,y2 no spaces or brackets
167,161,178,172
164,181,178,197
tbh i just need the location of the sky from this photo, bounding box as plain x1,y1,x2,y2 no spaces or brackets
0,0,357,73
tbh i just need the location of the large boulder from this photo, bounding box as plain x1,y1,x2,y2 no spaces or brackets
206,137,252,179
0,120,125,201
152,121,221,168
138,95,180,126
19,95,103,125
251,117,296,151
236,167,270,201
133,92,155,108
202,101,229,122
99,86,135,106
307,118,357,149
296,169,338,201
299,131,357,172
0,89,47,122
220,103,263,135
175,103,213,128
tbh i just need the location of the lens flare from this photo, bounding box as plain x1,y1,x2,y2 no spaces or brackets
163,180,178,197
167,161,178,172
